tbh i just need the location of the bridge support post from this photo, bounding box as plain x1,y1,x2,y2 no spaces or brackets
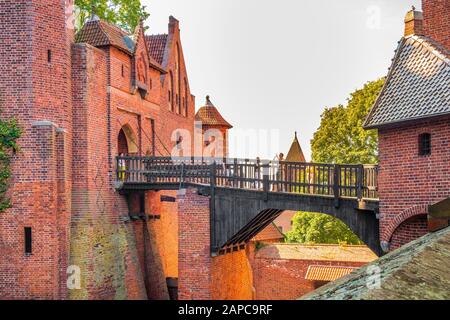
333,164,340,208
263,173,269,202
357,164,364,201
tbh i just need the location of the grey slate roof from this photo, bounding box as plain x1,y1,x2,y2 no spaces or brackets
364,35,450,129
301,226,450,300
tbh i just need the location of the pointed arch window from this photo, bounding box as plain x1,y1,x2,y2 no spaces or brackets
169,71,174,111
184,78,188,117
176,43,182,114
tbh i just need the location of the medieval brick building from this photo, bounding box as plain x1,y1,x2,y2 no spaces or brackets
0,0,448,301
364,0,450,252
0,1,233,299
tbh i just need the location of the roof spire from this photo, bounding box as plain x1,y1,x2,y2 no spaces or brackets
206,95,212,105
88,1,99,22
286,132,306,162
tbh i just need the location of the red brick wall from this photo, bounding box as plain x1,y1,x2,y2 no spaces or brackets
178,188,212,300
211,249,254,300
423,0,450,50
252,253,366,300
178,188,254,300
378,116,450,249
70,43,148,300
0,0,73,299
390,216,428,251
147,191,179,279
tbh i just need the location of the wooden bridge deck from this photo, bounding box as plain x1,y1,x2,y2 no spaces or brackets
116,156,379,201
116,156,381,255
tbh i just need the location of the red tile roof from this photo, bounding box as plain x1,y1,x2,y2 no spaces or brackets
75,19,134,54
252,223,284,242
195,96,233,129
305,265,356,282
255,244,378,262
145,34,168,65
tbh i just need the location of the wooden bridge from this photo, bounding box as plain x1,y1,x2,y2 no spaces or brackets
116,156,381,255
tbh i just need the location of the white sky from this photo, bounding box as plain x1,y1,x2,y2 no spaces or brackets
143,0,421,160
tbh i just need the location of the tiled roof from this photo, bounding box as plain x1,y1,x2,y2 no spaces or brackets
255,244,377,263
75,19,135,54
302,226,450,300
252,223,284,242
195,96,233,129
364,35,450,129
305,266,356,282
286,132,306,162
145,34,168,65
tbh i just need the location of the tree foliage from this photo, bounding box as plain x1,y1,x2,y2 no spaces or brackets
0,106,21,212
75,0,150,32
311,79,385,164
287,79,384,246
286,212,363,245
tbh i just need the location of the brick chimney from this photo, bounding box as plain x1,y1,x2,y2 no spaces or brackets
65,0,75,42
404,6,424,36
169,16,180,33
422,0,450,50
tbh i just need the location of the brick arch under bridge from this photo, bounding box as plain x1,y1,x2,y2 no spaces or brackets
202,187,381,256
118,156,382,257
175,187,380,300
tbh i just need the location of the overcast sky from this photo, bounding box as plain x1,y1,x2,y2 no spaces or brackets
143,0,421,160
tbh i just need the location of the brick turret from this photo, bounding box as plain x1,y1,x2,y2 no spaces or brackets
195,96,233,158
0,0,74,299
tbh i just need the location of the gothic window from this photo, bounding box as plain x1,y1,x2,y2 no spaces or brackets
184,78,188,117
169,71,174,111
176,43,182,111
137,54,147,84
418,133,431,156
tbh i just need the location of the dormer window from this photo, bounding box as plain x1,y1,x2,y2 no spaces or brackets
418,133,431,156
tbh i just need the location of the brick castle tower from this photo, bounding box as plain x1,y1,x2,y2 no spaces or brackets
0,0,74,299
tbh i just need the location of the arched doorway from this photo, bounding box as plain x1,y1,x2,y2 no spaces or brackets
117,124,139,155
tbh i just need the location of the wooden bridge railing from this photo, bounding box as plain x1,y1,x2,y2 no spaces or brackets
116,156,378,200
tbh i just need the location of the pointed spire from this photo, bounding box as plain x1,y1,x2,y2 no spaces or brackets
286,131,306,162
206,95,213,105
88,1,99,22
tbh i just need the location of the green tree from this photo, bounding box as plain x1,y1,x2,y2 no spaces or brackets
0,105,21,212
75,0,150,32
287,79,384,246
286,212,363,245
311,79,384,164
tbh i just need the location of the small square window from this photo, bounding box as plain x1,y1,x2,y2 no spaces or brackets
419,133,431,156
